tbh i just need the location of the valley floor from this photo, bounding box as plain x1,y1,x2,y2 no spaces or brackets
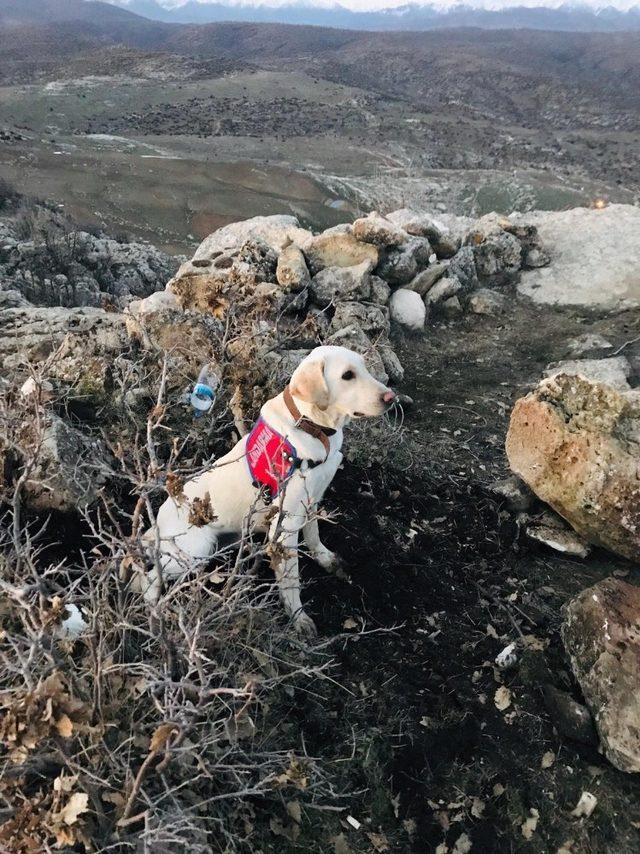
1,70,637,252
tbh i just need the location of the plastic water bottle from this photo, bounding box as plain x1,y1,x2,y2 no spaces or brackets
190,364,220,418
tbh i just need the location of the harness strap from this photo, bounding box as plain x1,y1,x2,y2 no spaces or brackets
283,385,335,460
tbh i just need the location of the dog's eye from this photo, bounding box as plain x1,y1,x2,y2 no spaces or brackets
342,370,355,381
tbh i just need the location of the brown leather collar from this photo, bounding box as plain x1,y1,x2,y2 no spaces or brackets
283,385,335,459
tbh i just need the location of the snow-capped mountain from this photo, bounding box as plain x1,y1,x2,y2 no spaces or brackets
104,0,640,31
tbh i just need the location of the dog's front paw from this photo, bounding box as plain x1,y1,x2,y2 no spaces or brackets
293,610,318,638
313,549,349,580
313,548,342,572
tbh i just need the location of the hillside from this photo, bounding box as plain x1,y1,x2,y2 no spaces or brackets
0,0,172,79
280,28,640,119
155,24,640,109
0,0,137,24
127,23,640,129
0,0,638,121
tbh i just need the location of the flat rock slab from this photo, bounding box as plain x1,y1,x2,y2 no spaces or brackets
543,356,632,391
563,578,640,773
514,205,640,309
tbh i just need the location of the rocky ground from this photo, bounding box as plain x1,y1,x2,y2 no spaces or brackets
1,205,640,851
0,196,179,307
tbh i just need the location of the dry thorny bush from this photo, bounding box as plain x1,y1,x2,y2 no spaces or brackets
0,357,387,852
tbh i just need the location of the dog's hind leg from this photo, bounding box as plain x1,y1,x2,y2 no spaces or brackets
140,530,219,604
138,497,219,603
138,542,182,604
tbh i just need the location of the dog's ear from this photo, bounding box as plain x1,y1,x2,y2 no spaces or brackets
290,358,329,410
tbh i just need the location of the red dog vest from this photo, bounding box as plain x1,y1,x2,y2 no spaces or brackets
246,417,298,497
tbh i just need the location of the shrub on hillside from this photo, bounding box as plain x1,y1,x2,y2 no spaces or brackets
2,199,177,308
0,363,345,851
0,177,18,210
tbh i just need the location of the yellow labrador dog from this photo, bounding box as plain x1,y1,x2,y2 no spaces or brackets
140,345,396,634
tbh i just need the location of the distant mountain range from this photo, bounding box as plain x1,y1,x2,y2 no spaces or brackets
104,0,640,31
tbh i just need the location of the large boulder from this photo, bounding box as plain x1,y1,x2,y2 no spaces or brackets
0,305,129,403
506,374,640,562
406,262,448,297
80,234,179,299
424,276,462,307
329,302,389,336
0,289,29,309
387,208,444,241
513,205,640,309
447,246,479,292
375,237,431,286
375,246,418,286
441,296,463,318
0,223,178,307
563,578,640,773
352,212,407,247
522,246,551,269
167,271,229,316
462,213,529,284
468,230,522,284
543,356,632,392
276,244,310,291
501,221,546,263
168,240,278,316
128,289,178,318
369,276,390,305
566,333,614,358
0,299,225,439
0,221,179,306
468,288,507,316
193,215,309,259
464,212,511,242
431,233,460,260
309,263,371,307
126,305,223,380
302,231,378,274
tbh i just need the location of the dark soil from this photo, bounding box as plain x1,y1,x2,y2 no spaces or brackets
261,298,640,853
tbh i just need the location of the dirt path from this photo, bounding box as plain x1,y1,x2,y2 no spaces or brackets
277,299,640,852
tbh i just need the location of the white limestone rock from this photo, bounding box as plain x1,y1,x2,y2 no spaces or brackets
389,288,426,330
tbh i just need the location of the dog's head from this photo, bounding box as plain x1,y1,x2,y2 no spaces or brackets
290,345,396,419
